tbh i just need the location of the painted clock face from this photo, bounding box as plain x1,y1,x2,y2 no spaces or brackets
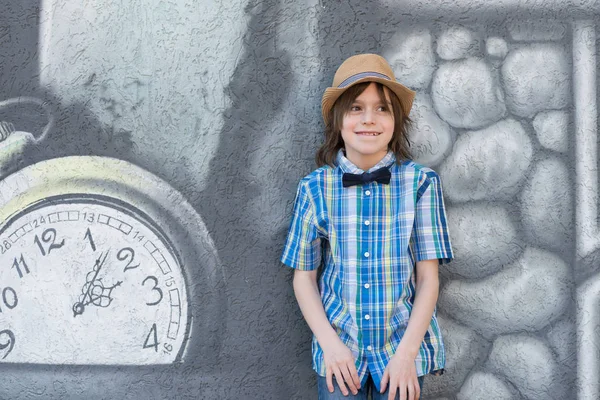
0,194,189,365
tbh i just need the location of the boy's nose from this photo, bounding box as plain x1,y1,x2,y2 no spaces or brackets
361,109,375,124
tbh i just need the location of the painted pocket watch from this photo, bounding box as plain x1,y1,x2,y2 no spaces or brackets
0,156,222,365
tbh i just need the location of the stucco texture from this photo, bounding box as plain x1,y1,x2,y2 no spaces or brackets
1,0,599,399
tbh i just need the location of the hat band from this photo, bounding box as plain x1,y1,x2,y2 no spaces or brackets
337,71,391,88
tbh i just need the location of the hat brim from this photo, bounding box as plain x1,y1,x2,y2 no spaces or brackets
321,77,416,125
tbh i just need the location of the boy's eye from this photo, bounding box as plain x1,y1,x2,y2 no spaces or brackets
350,105,361,111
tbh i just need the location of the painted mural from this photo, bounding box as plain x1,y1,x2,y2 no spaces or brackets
0,0,598,399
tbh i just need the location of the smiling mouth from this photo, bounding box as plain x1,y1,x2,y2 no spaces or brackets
355,132,381,136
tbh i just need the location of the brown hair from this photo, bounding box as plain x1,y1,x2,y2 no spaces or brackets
315,82,412,167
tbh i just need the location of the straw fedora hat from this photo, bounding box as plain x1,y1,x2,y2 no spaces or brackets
321,54,416,125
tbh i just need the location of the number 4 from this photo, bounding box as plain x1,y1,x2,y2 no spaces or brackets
143,323,159,352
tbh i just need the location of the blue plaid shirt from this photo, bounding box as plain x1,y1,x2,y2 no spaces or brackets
281,150,453,390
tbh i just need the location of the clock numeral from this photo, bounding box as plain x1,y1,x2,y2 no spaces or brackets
0,240,11,255
0,329,15,360
132,231,145,242
164,277,175,287
163,343,173,355
0,287,18,313
11,254,30,278
34,228,65,256
143,323,159,352
82,212,94,223
84,228,96,251
142,276,163,306
118,247,140,272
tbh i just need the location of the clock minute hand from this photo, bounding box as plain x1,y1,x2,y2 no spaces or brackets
87,251,109,290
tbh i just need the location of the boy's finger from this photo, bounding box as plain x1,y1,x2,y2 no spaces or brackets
399,382,408,400
408,381,416,400
333,371,349,396
380,369,389,393
340,366,358,395
349,364,361,388
326,370,334,393
388,383,397,400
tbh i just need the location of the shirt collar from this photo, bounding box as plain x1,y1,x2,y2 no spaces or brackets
335,149,396,174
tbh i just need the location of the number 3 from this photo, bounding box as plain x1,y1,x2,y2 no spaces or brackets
141,276,163,306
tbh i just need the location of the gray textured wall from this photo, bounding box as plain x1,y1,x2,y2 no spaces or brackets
1,0,599,399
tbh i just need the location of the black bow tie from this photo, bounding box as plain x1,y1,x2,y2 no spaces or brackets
342,166,391,187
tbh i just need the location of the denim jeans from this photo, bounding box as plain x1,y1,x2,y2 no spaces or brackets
317,374,424,400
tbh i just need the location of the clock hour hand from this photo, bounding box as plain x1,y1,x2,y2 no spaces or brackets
73,251,121,317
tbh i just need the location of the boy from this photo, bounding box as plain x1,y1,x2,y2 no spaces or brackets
282,54,453,400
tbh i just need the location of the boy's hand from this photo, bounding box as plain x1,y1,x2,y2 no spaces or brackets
380,353,420,400
322,338,361,396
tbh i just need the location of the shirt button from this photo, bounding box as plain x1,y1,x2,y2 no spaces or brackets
364,252,370,258
365,190,371,196
365,314,370,320
366,345,373,351
364,220,370,226
364,283,370,289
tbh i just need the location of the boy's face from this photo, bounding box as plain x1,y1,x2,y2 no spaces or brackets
340,82,395,169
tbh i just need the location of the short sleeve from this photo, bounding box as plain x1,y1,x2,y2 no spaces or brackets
281,181,321,271
413,170,454,265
